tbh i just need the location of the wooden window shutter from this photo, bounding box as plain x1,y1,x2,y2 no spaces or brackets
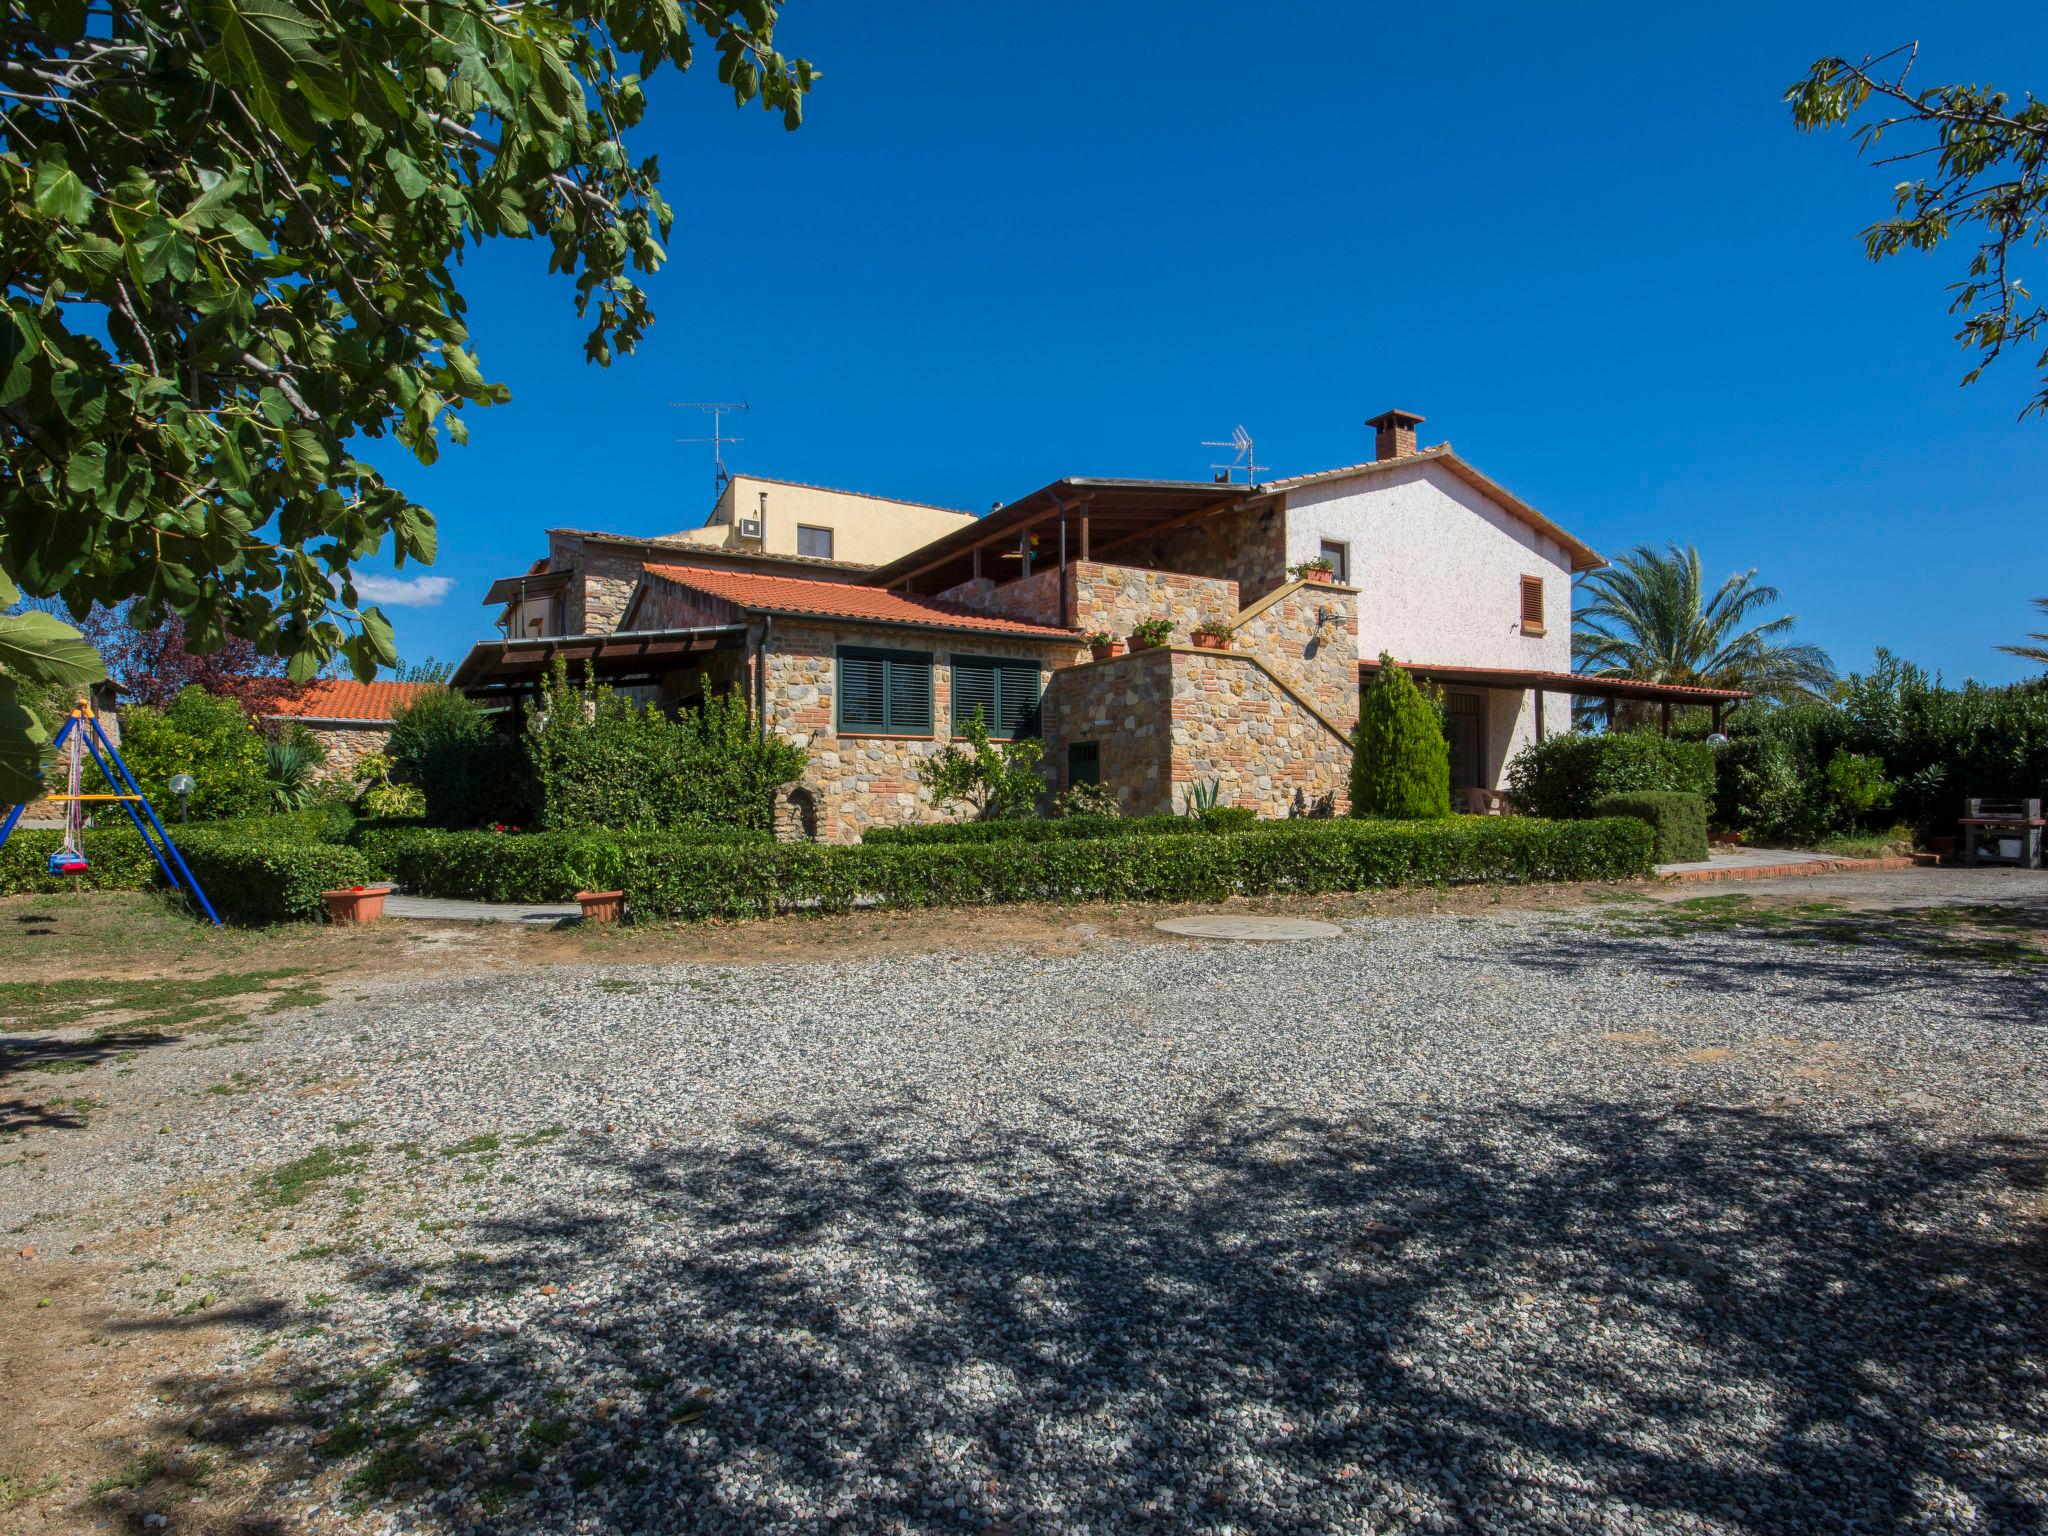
951,658,999,735
885,652,932,733
837,651,886,733
1519,575,1545,634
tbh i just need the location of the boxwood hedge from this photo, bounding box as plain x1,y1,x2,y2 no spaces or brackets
351,824,773,902
863,809,1255,846
1591,791,1710,865
621,815,1657,921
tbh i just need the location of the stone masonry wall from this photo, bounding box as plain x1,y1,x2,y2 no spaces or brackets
627,578,743,632
936,567,1064,626
1117,501,1289,606
763,620,1085,842
1229,579,1361,732
299,723,391,784
1041,649,1175,816
1064,563,1238,646
1169,652,1352,818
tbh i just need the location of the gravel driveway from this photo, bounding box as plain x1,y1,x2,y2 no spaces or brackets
6,875,2047,1534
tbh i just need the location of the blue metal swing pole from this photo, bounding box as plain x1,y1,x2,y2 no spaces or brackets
84,713,222,927
74,721,187,895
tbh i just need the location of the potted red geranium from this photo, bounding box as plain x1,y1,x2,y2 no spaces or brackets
1191,620,1233,651
1128,618,1173,653
1290,557,1335,585
321,884,391,924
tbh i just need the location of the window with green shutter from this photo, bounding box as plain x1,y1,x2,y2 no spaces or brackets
836,647,933,735
950,655,1043,739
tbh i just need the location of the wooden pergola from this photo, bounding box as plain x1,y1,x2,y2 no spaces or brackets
450,625,747,711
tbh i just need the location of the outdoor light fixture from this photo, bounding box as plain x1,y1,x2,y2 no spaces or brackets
1706,733,1730,747
168,772,195,821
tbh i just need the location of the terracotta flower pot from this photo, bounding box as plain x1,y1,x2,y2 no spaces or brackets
576,889,626,923
322,886,390,924
1192,632,1229,650
1128,634,1167,652
1090,640,1126,660
1300,568,1333,584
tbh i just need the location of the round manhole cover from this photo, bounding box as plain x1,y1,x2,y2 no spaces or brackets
1153,915,1344,942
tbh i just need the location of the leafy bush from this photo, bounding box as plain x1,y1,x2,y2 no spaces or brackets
1052,781,1119,818
917,711,1045,820
106,686,270,820
349,824,771,902
1507,730,1717,820
1197,805,1258,833
173,827,373,924
621,816,1657,922
525,666,803,833
1591,791,1710,864
387,688,533,829
1351,658,1451,819
1710,653,2038,842
263,739,318,811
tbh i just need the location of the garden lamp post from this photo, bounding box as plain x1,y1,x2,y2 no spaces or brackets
168,773,195,822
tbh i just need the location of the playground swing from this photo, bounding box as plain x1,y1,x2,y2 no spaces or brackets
0,697,221,926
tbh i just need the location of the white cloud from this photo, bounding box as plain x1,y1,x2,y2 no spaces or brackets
353,574,455,608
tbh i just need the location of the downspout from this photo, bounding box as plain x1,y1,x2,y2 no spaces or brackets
754,614,773,741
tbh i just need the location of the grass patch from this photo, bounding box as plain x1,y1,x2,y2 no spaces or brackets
510,1124,566,1148
1814,826,1915,860
0,1470,61,1510
345,1444,426,1496
88,1451,161,1498
208,1072,257,1097
442,1134,500,1157
0,969,306,1036
251,1142,371,1208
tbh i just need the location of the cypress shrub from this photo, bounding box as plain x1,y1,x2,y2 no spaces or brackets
1351,657,1451,819
1591,791,1710,864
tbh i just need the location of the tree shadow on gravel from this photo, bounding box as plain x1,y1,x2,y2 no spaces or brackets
1511,903,2048,1027
112,1087,2048,1536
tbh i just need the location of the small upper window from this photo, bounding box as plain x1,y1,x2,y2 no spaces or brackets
797,525,834,560
1519,575,1546,635
1319,540,1350,584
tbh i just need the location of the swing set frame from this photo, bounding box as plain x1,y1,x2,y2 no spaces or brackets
0,698,221,927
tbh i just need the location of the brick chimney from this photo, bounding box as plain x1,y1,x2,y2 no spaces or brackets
1365,408,1425,462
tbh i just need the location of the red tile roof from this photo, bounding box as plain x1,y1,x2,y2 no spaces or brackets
641,564,1081,640
266,679,442,722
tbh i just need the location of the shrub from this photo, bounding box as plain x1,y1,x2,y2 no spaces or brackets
348,824,771,902
1052,781,1120,818
917,711,1045,820
0,826,170,895
387,688,533,829
1351,657,1451,819
621,816,1657,922
1592,791,1710,864
107,687,270,820
1507,730,1716,820
263,739,319,811
1197,805,1258,834
525,665,803,833
174,828,373,924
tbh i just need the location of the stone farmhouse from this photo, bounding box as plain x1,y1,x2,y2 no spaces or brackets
453,411,1743,840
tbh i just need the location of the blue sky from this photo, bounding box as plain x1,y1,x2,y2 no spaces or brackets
359,2,2048,685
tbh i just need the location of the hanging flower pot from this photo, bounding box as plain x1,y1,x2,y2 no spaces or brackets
576,890,626,923
322,885,391,924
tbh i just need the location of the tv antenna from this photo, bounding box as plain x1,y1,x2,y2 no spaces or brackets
673,400,749,494
1201,424,1266,485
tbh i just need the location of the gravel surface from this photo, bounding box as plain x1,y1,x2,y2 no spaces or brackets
7,881,2048,1534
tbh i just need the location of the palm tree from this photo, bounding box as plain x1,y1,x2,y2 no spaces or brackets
1573,544,1835,720
1997,598,2048,667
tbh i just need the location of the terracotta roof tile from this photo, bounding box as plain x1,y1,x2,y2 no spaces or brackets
641,564,1079,640
266,679,441,722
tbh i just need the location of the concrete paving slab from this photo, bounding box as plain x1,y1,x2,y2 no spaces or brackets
1154,915,1344,942
383,895,580,925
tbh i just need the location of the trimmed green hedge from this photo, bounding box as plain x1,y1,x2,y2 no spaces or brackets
0,819,370,922
0,827,168,895
864,811,1246,846
622,815,1658,921
351,824,773,902
1507,732,1716,821
173,828,373,924
1592,792,1709,865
